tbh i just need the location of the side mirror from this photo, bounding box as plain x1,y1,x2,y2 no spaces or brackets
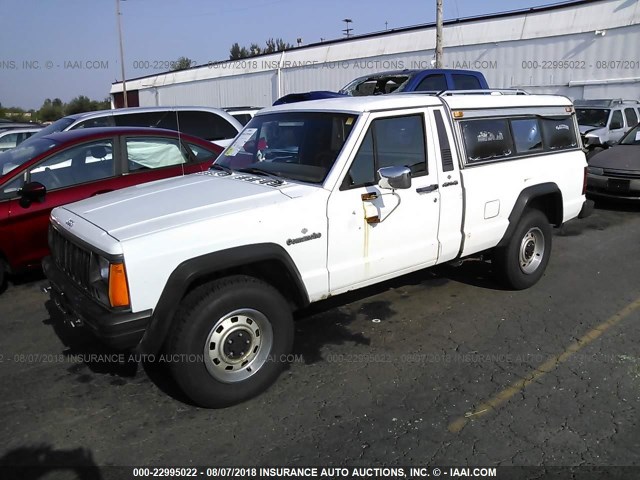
378,166,411,190
19,181,47,208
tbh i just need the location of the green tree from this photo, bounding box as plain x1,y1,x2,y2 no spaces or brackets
39,98,64,122
65,96,111,115
65,95,94,115
229,43,249,60
249,43,262,56
264,38,293,54
172,56,195,71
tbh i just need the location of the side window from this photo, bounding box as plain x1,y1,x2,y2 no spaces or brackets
344,114,427,188
114,112,178,131
29,140,115,190
126,137,189,172
1,175,25,199
540,117,578,150
0,133,19,150
416,74,448,92
232,114,252,126
610,110,624,130
452,74,482,90
433,110,454,172
624,108,638,128
346,130,375,187
187,143,218,163
511,119,542,153
461,119,513,163
178,111,238,141
73,116,114,129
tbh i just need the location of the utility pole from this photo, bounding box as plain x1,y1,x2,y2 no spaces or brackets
116,0,128,107
435,0,444,68
342,19,353,38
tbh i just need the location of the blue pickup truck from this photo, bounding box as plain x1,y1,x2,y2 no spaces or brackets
339,68,489,95
274,69,489,105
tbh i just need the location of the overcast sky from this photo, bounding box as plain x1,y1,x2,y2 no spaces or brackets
1,0,566,110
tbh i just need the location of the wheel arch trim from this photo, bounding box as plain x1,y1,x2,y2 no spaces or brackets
137,243,309,354
496,182,563,248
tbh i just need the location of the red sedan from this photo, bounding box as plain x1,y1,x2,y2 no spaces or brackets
0,127,223,289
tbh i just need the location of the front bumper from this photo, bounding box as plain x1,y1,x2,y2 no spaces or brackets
587,173,640,201
43,256,152,350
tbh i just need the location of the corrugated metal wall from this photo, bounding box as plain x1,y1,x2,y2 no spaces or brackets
112,0,640,107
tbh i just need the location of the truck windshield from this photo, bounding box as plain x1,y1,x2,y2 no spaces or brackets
214,112,357,184
576,108,610,127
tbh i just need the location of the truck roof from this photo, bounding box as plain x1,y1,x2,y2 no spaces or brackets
261,93,574,115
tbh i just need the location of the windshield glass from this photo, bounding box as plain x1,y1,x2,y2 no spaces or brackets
576,108,610,127
620,124,640,145
26,116,76,141
340,75,411,96
214,112,357,184
0,138,59,176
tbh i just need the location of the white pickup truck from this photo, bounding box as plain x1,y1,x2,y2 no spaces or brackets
44,92,593,407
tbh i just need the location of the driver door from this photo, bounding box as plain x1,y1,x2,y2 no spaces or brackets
326,110,441,293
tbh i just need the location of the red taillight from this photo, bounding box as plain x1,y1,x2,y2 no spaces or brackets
582,166,587,195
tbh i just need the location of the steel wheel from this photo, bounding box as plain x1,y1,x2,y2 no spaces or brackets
203,308,273,383
518,227,545,274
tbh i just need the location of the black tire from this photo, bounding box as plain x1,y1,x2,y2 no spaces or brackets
167,275,294,408
493,209,552,290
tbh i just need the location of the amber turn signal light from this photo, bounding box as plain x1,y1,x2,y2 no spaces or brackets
108,263,130,307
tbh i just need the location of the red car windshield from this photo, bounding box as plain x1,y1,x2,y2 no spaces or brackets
0,138,59,176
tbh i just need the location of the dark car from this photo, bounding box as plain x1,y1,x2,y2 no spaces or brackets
0,127,223,289
339,69,489,96
586,123,640,200
273,69,490,105
273,91,347,105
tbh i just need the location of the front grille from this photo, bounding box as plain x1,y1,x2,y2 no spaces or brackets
603,169,640,179
49,226,92,292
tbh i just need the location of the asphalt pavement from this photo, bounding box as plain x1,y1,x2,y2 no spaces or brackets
0,201,639,478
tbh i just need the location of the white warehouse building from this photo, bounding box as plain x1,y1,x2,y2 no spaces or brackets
110,0,640,108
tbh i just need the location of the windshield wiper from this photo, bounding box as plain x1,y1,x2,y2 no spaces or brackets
209,163,233,175
237,167,284,185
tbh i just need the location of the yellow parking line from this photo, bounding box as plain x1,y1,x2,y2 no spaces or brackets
448,296,640,434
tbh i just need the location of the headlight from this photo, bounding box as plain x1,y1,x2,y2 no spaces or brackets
89,254,130,308
585,134,602,146
587,166,604,176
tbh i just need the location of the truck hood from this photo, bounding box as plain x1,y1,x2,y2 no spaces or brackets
60,172,302,241
579,125,604,135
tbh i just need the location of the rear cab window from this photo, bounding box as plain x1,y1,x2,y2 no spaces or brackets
452,74,482,90
416,74,448,92
461,115,579,164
